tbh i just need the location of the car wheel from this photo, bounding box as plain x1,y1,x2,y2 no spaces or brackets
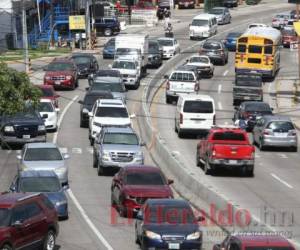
133,79,140,90
178,130,184,138
135,228,140,244
93,154,98,168
111,193,116,208
97,163,105,176
291,146,298,152
42,230,56,250
1,245,12,250
190,36,194,40
204,160,212,175
166,96,172,104
174,119,178,133
104,28,113,36
246,167,254,177
196,150,203,167
80,119,85,128
259,138,265,151
90,138,94,146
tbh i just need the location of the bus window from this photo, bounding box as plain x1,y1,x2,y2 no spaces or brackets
238,44,246,53
248,45,262,54
264,46,273,55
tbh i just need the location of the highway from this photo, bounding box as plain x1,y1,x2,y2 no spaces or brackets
0,0,298,249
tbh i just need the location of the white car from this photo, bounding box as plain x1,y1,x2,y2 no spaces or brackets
38,99,59,132
247,23,269,30
111,59,141,89
185,55,214,78
272,13,291,29
88,99,133,145
157,38,180,59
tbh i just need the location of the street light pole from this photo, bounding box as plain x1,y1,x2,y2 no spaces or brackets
297,4,300,81
22,0,29,73
85,0,91,49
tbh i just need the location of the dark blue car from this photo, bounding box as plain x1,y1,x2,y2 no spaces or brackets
103,38,115,59
223,32,242,51
10,170,69,219
135,199,203,250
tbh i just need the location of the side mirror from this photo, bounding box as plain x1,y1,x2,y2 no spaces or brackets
42,114,48,119
130,113,136,119
63,154,70,159
55,108,60,113
88,112,93,117
136,212,143,220
78,100,84,105
164,74,169,79
167,179,174,185
12,220,23,228
16,155,22,160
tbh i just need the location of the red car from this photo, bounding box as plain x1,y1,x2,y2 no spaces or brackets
44,57,79,90
196,126,255,176
38,85,60,108
0,192,59,250
213,234,295,250
282,27,297,48
111,165,174,217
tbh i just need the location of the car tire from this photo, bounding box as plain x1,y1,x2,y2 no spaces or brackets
80,119,85,128
196,150,203,167
259,138,265,151
291,146,298,152
93,154,98,168
166,96,172,104
133,79,140,90
97,163,105,176
204,160,212,175
135,229,140,244
178,130,184,138
190,36,194,40
42,230,56,250
246,167,254,177
104,28,113,36
1,245,12,250
90,138,94,146
174,120,178,133
111,193,117,208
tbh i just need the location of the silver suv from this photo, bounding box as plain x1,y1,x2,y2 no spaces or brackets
93,126,145,175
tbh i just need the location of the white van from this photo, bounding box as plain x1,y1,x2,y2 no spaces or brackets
189,14,217,40
175,94,215,137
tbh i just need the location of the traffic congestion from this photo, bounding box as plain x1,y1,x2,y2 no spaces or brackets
0,0,300,249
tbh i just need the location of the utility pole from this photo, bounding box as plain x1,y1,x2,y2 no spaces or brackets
22,0,29,73
297,3,300,81
85,0,91,49
50,0,54,47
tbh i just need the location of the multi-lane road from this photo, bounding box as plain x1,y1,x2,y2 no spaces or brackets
1,0,299,249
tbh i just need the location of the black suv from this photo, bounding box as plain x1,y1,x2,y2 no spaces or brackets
94,17,120,37
79,90,113,127
71,53,99,78
0,110,47,149
223,0,238,7
148,40,163,68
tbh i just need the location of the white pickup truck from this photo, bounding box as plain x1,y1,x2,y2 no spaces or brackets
165,70,200,104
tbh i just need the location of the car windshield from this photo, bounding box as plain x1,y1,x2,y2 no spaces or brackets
145,206,196,224
93,81,125,92
191,19,208,26
158,39,174,46
245,248,294,250
47,62,74,71
282,29,296,36
116,48,140,55
0,208,11,227
203,42,221,50
209,8,224,15
267,121,294,132
245,103,271,112
170,72,195,81
84,95,105,105
24,148,63,161
183,101,213,113
236,75,262,87
96,107,128,118
39,88,54,97
112,61,136,70
12,111,39,120
103,133,139,145
227,32,242,38
38,102,54,112
189,57,209,64
73,56,91,65
149,43,159,53
213,132,245,141
126,172,165,185
106,39,115,47
19,177,61,192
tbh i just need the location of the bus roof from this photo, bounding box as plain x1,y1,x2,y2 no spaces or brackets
241,27,282,42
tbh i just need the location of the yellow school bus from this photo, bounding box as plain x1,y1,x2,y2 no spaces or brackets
235,27,282,78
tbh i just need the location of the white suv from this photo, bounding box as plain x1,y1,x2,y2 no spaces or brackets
88,99,132,145
165,70,200,104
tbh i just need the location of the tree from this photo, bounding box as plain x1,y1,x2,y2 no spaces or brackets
0,62,42,116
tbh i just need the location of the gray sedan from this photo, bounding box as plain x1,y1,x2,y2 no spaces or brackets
252,115,298,151
17,142,70,185
209,7,231,25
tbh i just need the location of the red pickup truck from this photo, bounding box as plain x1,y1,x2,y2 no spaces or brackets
196,127,255,176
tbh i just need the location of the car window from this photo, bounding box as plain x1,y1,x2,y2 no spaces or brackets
248,45,262,54
112,61,136,70
213,132,246,141
245,103,271,112
73,56,91,65
267,121,294,131
26,202,42,218
237,44,246,53
191,19,208,26
189,57,209,64
39,88,54,97
203,42,221,50
19,177,61,193
47,62,74,71
158,39,174,46
0,208,11,227
42,196,55,210
183,101,213,113
103,133,139,145
125,172,166,185
92,82,125,92
38,102,54,112
235,75,262,87
170,72,195,81
24,148,63,161
209,8,224,15
12,204,29,222
96,107,128,118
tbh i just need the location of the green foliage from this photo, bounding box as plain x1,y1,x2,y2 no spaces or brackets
0,62,42,115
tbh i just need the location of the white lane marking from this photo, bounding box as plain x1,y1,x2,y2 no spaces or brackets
223,70,229,76
271,173,293,189
277,153,288,159
52,94,113,250
67,189,114,250
53,95,79,144
218,101,223,110
72,148,82,154
218,84,222,94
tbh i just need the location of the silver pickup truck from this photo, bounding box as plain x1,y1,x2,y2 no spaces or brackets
165,70,200,104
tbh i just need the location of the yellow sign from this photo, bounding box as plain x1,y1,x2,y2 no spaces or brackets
69,16,86,30
293,21,300,36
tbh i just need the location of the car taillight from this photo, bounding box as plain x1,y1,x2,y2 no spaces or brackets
250,148,255,159
288,130,297,136
212,147,216,157
180,113,183,124
263,130,270,135
194,84,199,92
166,81,170,90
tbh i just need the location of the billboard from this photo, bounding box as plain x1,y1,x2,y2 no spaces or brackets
69,16,86,30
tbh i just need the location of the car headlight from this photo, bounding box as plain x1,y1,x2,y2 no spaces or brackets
145,230,161,240
168,49,175,53
38,125,46,131
93,122,102,127
82,108,89,113
56,200,67,206
128,74,137,78
55,167,66,174
66,75,72,80
102,151,110,158
4,126,14,132
186,231,201,240
135,151,143,157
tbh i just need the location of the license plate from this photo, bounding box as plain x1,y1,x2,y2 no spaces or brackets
229,160,237,164
195,120,202,124
55,80,61,85
168,243,180,249
23,135,30,139
274,133,287,137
